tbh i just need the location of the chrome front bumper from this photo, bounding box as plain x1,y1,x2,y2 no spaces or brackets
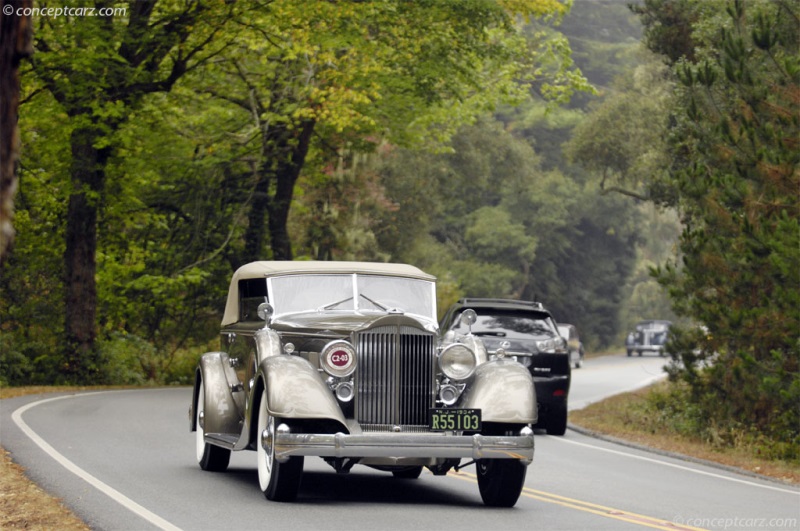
273,426,534,464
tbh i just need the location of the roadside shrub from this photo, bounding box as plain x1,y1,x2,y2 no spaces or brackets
645,380,800,463
0,332,64,386
96,333,151,385
0,339,32,387
163,347,203,385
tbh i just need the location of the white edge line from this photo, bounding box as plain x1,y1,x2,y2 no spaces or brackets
11,393,182,531
556,436,800,496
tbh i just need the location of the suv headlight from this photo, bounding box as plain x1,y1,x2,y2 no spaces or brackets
439,343,477,380
536,337,567,353
320,340,357,377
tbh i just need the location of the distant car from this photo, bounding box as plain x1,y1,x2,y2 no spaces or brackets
625,332,636,357
628,320,672,357
441,298,571,436
557,323,584,369
191,261,535,507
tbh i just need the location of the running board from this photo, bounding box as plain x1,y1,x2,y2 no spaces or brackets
205,433,239,448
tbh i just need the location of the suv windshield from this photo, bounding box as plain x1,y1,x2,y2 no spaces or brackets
450,310,558,339
268,274,436,319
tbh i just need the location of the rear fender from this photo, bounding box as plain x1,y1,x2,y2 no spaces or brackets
459,359,537,424
257,355,347,426
191,352,243,436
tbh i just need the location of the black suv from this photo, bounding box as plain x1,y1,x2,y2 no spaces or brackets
441,298,571,435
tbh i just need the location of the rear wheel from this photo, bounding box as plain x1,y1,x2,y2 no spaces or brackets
545,403,568,436
476,459,527,507
257,388,304,501
195,381,231,471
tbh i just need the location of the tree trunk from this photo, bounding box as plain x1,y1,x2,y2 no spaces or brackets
243,171,270,263
267,120,315,261
0,1,32,266
243,120,315,262
62,126,109,381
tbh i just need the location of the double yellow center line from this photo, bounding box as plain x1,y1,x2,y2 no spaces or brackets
447,470,708,531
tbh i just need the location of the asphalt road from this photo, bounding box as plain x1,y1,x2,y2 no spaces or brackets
2,353,798,531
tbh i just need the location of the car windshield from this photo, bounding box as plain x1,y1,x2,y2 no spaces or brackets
637,321,670,332
451,310,557,339
268,273,436,320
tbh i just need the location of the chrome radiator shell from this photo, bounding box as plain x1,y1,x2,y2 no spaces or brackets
354,325,436,431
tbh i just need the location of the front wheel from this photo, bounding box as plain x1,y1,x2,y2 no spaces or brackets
477,459,527,507
196,380,231,472
257,388,304,501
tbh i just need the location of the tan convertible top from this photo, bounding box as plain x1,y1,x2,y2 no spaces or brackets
222,261,436,326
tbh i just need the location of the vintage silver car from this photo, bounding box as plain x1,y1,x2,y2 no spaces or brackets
190,261,536,506
628,320,672,357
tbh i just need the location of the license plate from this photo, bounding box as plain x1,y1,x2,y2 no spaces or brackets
428,408,481,431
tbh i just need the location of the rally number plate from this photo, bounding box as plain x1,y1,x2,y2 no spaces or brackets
428,408,482,431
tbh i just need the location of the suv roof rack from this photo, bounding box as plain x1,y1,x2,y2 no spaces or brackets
457,298,545,310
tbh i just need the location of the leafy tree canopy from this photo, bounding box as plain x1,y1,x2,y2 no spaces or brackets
3,0,593,384
639,0,799,457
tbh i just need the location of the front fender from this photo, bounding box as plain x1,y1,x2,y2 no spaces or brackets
260,355,347,427
459,359,537,424
191,352,243,436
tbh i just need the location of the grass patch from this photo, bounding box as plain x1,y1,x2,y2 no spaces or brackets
1,448,89,530
570,381,800,484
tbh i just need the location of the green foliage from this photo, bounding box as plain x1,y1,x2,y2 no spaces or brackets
519,179,641,347
95,334,150,386
365,115,639,349
0,335,34,387
642,0,800,452
644,381,798,462
565,57,674,201
5,0,592,385
554,0,644,91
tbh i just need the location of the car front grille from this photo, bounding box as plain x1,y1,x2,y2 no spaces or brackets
355,325,435,431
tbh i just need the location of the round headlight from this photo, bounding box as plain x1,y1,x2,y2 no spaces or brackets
320,340,357,377
439,343,477,380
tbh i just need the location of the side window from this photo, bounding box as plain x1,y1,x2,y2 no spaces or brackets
239,279,268,322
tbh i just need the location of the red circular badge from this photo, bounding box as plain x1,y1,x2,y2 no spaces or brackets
330,349,350,367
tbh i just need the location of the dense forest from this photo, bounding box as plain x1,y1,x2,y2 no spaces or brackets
1,1,797,459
